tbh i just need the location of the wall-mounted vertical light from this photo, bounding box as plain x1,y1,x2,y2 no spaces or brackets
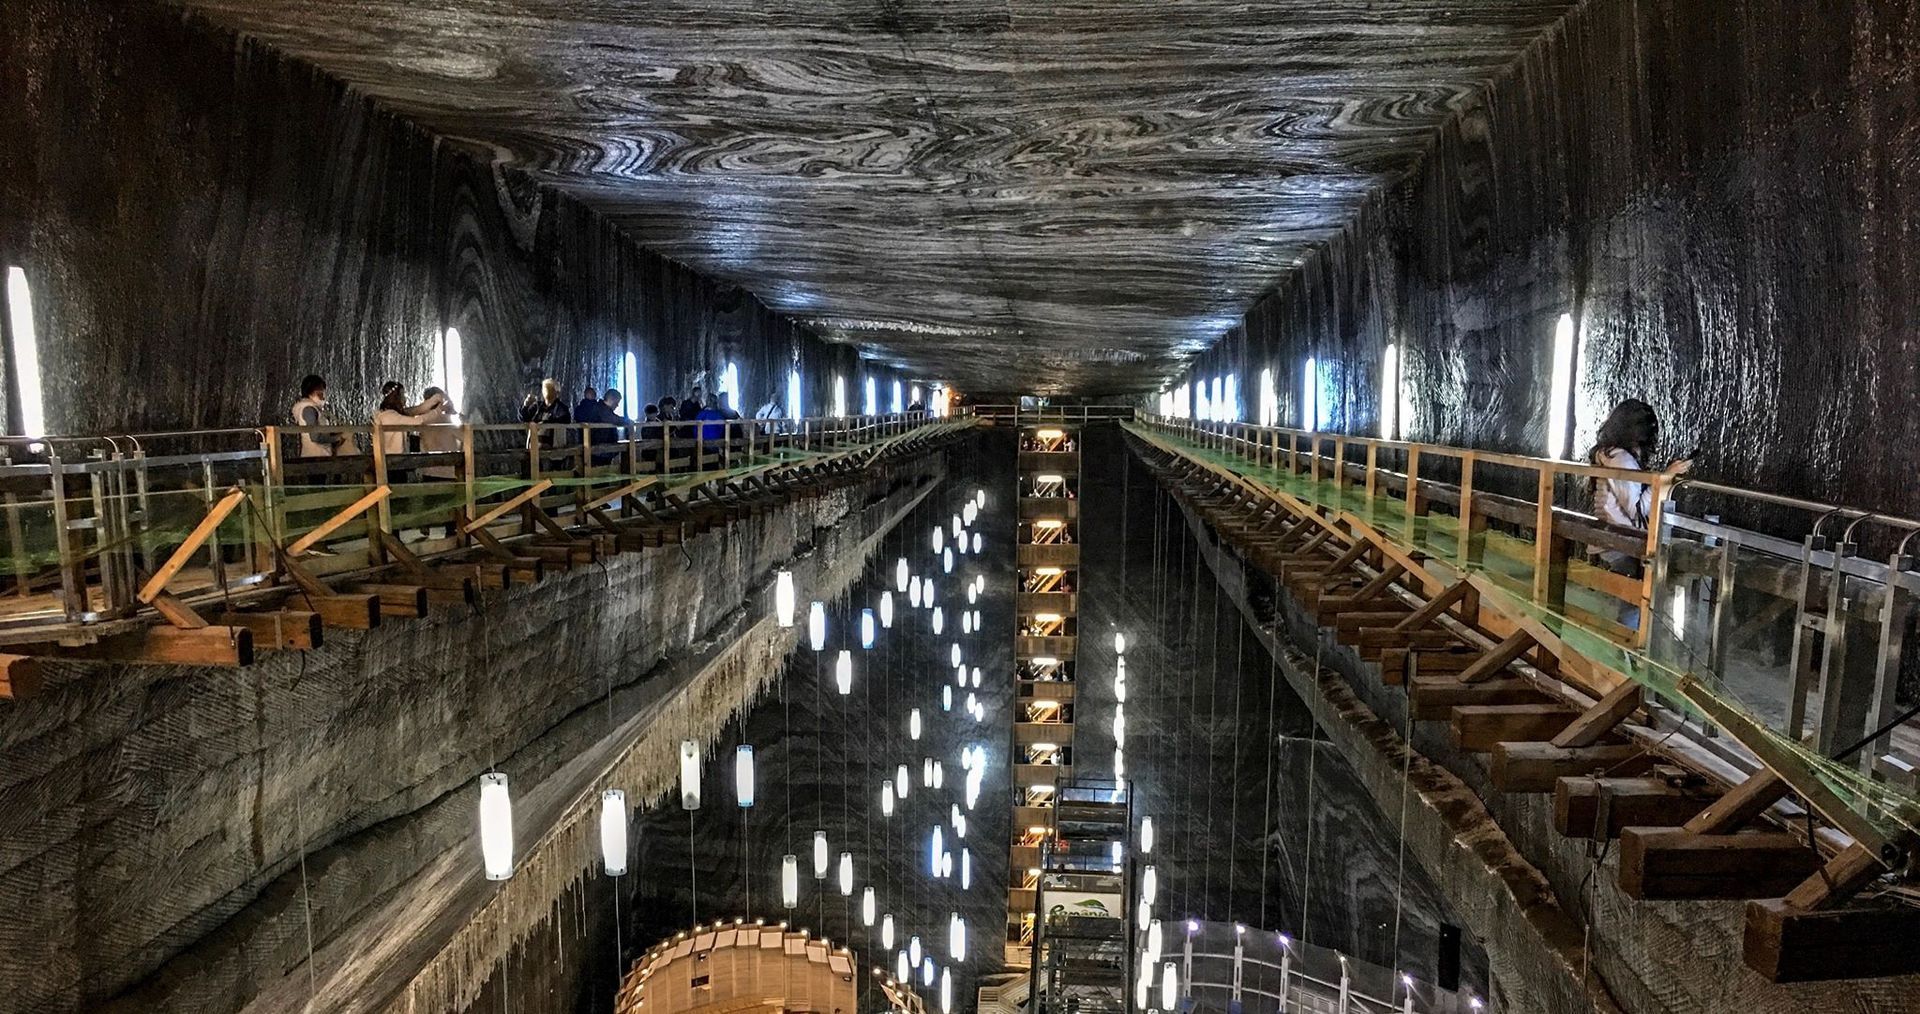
864,376,878,416
1379,343,1401,439
478,772,514,880
775,571,796,627
891,379,904,414
1258,367,1277,427
430,326,466,419
600,788,628,876
734,745,755,807
620,351,640,419
1301,356,1319,431
6,268,46,437
787,367,803,419
680,740,701,809
881,783,895,816
1224,374,1240,422
1546,313,1578,458
833,375,847,417
910,384,923,407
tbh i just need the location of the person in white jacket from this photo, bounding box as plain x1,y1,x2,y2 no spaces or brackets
1586,398,1691,629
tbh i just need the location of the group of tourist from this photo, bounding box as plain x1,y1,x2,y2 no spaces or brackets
288,374,747,460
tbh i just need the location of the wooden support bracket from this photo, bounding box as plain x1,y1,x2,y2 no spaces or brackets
461,480,554,535
0,654,45,700
1492,742,1654,793
137,488,247,603
219,610,323,650
1620,828,1821,900
286,485,392,556
1456,628,1539,685
1551,681,1644,748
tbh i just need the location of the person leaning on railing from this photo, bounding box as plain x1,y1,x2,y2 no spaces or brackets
1587,398,1693,627
291,374,347,459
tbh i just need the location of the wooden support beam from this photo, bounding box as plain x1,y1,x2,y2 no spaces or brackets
1410,675,1547,722
1355,627,1461,661
469,528,546,581
461,480,554,534
1781,843,1888,910
1492,742,1655,793
1683,770,1790,835
1744,898,1920,983
0,653,45,699
581,477,656,513
138,488,248,602
1450,704,1579,752
1316,535,1375,585
307,593,381,630
146,588,209,629
1394,579,1475,632
286,485,392,556
1550,681,1644,748
219,610,324,650
1456,628,1539,684
1554,776,1713,838
1619,829,1821,900
1331,609,1416,636
344,583,430,619
61,625,256,667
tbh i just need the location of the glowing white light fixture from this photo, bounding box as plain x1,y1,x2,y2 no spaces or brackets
911,384,923,406
831,651,854,695
1137,897,1151,930
880,591,895,628
1142,865,1158,904
775,571,797,627
971,666,981,688
972,532,981,553
814,830,831,879
1114,749,1125,778
861,609,876,649
1547,313,1578,458
896,950,910,984
781,854,799,907
943,685,953,711
967,583,977,604
930,825,945,872
941,967,953,1013
1161,962,1178,1009
1113,707,1126,746
882,913,896,950
433,326,466,421
838,851,854,895
910,576,923,608
809,602,827,651
931,607,944,635
961,611,973,634
1259,366,1279,428
950,643,963,667
924,582,936,608
881,783,895,816
787,367,804,420
909,936,923,968
976,489,986,509
948,913,966,960
964,768,981,808
1302,356,1319,431
1380,342,1402,439
5,268,45,439
963,502,977,525
943,548,954,573
679,740,702,810
833,375,847,417
1135,971,1151,1011
479,772,514,880
1140,816,1155,854
923,757,935,787
1147,920,1164,965
600,789,628,876
735,746,756,807
896,557,910,592
910,708,922,740
965,691,977,713
1110,842,1123,866
922,958,935,987
933,761,945,789
896,764,910,799
1114,632,1127,655
862,886,876,925
932,526,945,553
961,847,972,889
891,379,904,414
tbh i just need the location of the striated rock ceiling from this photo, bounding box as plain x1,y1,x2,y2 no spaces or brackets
169,0,1574,394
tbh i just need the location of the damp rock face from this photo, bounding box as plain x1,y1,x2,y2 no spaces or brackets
0,461,941,1014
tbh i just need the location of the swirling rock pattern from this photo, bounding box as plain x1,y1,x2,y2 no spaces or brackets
167,0,1578,393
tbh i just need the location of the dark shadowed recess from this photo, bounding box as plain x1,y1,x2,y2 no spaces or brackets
1180,0,1920,520
1072,425,1486,992
157,0,1580,394
0,2,900,435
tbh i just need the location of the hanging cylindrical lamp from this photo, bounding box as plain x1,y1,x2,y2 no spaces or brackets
734,745,755,807
862,886,876,926
921,957,935,987
1142,865,1158,905
880,591,895,628
910,575,923,609
1114,749,1125,778
1114,631,1128,655
930,825,944,873
933,761,945,789
1135,970,1151,1011
910,708,923,740
896,950,910,984
967,583,977,604
835,650,853,694
838,851,854,895
932,526,943,553
679,740,702,810
975,489,986,509
813,830,830,879
882,913,896,950
949,913,966,961
775,571,796,627
1113,706,1126,747
964,502,977,525
895,764,910,799
781,854,799,908
961,847,972,889
924,581,936,608
860,608,876,649
881,783,895,816
943,685,953,711
941,966,953,1013
923,757,935,787
971,666,981,688
909,935,923,968
971,532,981,554
479,772,514,880
961,610,973,634
1137,897,1151,930
943,548,953,573
1140,816,1155,855
600,788,628,877
931,607,944,635
1147,919,1164,965
950,643,962,667
896,557,909,592
808,601,827,651
1161,962,1178,1009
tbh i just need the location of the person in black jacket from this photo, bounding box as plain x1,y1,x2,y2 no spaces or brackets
520,378,571,447
679,384,705,420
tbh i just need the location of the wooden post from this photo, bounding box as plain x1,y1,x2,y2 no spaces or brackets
1533,466,1571,608
1457,452,1482,564
1364,442,1378,499
368,427,391,565
1637,472,1668,648
1405,445,1427,529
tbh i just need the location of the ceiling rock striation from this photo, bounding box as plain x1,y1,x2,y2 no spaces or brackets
171,0,1577,393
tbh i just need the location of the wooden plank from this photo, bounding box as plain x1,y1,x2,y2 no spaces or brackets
1683,770,1789,835
1619,829,1821,900
461,479,555,534
1492,742,1654,793
61,626,256,667
1743,898,1920,982
137,488,248,602
1553,777,1713,838
0,653,45,700
304,592,380,630
345,583,430,619
1456,628,1538,685
1410,675,1547,722
1781,843,1888,910
1678,675,1897,859
286,485,392,556
147,588,210,630
1451,704,1578,752
1550,681,1644,748
219,610,323,650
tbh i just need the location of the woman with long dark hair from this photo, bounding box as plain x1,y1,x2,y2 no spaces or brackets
1587,399,1691,629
